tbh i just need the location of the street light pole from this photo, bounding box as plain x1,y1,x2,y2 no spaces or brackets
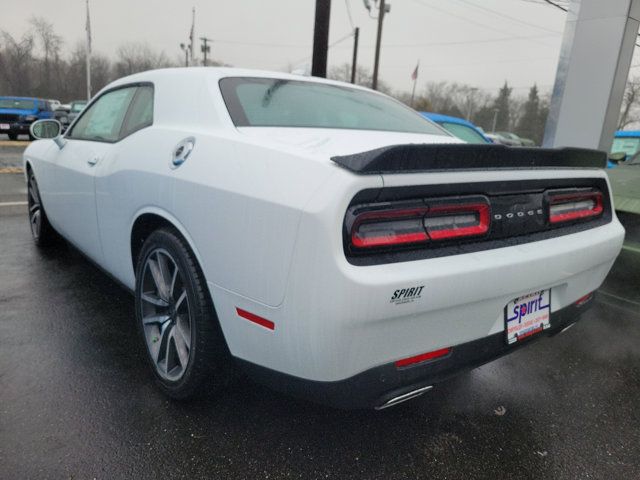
492,108,499,132
372,0,387,90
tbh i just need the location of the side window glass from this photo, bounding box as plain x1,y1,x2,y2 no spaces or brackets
69,87,136,142
120,86,154,138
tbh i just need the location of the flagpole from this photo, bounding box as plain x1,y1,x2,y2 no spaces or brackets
411,77,417,108
410,60,419,108
85,0,92,100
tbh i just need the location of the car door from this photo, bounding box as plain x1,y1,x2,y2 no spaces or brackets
94,84,159,286
45,86,137,264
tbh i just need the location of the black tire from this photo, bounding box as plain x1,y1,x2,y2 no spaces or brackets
7,132,18,141
27,170,57,247
135,228,232,399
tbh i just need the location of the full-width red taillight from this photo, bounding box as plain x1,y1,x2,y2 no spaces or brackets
548,189,603,224
349,197,490,249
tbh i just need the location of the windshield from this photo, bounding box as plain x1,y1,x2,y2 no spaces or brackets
0,98,35,110
611,137,640,157
438,121,489,144
219,77,446,135
71,101,87,113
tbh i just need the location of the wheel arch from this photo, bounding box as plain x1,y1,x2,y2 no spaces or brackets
130,208,206,282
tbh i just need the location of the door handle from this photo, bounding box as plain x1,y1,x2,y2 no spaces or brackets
87,156,100,166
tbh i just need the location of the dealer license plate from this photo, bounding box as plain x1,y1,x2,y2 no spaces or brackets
0,124,9,130
505,289,550,344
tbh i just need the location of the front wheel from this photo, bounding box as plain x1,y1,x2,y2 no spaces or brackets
135,228,232,399
27,170,57,247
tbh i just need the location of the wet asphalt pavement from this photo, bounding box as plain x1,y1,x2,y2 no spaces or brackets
1,160,640,479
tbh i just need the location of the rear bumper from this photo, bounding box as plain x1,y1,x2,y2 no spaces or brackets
237,295,595,409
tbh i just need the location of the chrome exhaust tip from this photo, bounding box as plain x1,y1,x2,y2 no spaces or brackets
375,385,433,410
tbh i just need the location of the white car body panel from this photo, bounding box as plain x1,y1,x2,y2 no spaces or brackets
23,68,625,398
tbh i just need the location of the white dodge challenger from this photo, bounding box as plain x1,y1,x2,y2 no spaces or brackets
24,68,624,409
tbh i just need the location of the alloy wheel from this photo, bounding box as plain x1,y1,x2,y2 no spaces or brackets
27,174,42,240
140,248,193,381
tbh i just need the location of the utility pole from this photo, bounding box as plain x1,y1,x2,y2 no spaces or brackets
85,0,92,100
369,0,390,91
312,0,331,78
180,43,189,67
491,108,499,132
200,37,212,66
350,27,359,84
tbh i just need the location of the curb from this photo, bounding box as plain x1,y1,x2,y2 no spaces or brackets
0,167,24,174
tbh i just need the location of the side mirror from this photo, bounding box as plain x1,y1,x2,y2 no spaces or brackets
30,119,66,149
608,151,626,163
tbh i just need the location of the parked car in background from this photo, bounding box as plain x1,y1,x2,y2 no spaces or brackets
53,100,87,131
486,132,518,146
0,97,55,140
420,112,491,144
53,104,70,125
611,130,640,161
48,99,62,111
63,100,87,128
24,68,623,409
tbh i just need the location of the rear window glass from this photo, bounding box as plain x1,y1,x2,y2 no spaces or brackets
219,77,446,135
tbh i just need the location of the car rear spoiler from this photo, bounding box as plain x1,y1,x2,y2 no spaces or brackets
331,144,607,174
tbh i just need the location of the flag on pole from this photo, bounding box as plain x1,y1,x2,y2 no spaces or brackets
85,0,92,54
411,61,419,81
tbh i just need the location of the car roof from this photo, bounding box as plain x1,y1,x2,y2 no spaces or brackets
614,130,640,138
420,112,477,127
106,67,382,97
0,97,39,101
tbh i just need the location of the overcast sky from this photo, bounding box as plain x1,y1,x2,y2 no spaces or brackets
2,0,637,96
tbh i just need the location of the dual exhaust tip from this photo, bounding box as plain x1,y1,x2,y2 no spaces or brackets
375,385,433,410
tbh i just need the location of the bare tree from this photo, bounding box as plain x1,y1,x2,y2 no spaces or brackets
618,77,640,129
328,63,392,94
30,16,63,97
114,42,174,77
0,31,35,96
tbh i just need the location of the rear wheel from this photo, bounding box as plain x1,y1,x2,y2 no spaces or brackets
27,170,56,247
135,228,231,399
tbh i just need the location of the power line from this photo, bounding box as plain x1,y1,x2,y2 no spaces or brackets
541,0,568,12
411,0,556,47
454,0,561,34
344,0,355,30
330,33,560,49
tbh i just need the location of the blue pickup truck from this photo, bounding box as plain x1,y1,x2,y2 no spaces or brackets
0,97,55,140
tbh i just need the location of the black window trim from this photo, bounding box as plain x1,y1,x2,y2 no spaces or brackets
66,81,154,144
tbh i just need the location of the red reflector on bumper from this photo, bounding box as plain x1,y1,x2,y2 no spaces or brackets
574,292,593,307
236,308,275,330
395,347,451,368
